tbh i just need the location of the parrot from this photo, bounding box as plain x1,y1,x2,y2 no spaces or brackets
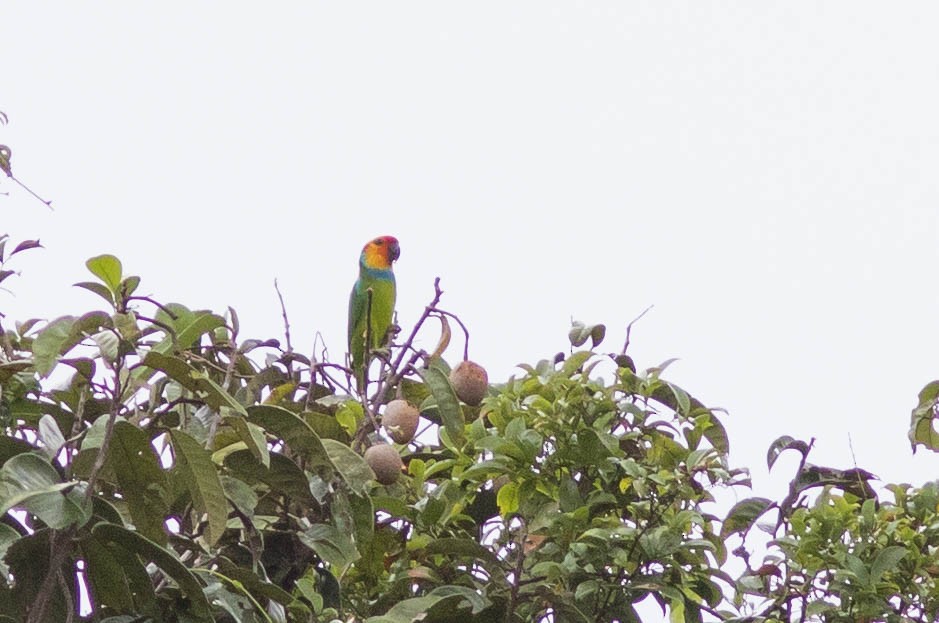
347,235,400,391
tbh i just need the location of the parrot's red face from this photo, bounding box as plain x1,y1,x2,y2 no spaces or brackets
361,236,400,270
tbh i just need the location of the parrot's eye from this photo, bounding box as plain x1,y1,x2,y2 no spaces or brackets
375,239,383,245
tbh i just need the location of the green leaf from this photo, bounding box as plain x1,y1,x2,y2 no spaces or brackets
140,351,247,416
32,312,111,377
91,329,120,363
910,381,939,452
0,436,35,466
80,533,140,612
193,373,248,416
107,422,169,545
226,416,270,468
662,586,686,623
870,545,907,584
692,410,730,455
720,497,774,539
4,530,69,620
215,556,296,606
496,481,519,516
561,350,594,378
0,523,20,578
74,281,115,306
336,400,364,436
37,414,65,459
169,429,229,546
139,351,202,392
666,381,691,415
0,453,90,529
220,475,257,518
298,523,360,571
568,321,606,348
844,553,870,586
420,367,465,445
223,450,313,503
639,526,682,558
120,275,140,297
305,411,351,442
322,439,373,496
155,305,226,353
31,316,77,377
347,490,375,551
424,537,501,567
86,254,123,292
247,405,333,469
575,579,599,601
766,435,810,471
423,585,490,615
364,589,469,623
92,522,211,620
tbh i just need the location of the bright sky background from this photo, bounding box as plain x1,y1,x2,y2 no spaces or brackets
3,3,939,503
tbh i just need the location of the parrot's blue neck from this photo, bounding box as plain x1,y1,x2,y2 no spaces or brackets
359,263,395,281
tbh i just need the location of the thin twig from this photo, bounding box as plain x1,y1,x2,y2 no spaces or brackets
621,304,654,354
505,525,529,623
274,279,293,353
312,362,353,385
206,331,239,449
127,296,180,319
306,332,331,408
35,343,128,621
63,386,89,480
369,278,444,411
9,174,53,210
27,529,75,623
58,569,75,623
84,361,125,501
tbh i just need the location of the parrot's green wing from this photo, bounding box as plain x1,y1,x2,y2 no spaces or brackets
348,272,396,391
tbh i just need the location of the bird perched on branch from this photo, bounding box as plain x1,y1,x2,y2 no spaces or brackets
347,235,400,391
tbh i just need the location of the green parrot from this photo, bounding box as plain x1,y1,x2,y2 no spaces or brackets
347,235,400,390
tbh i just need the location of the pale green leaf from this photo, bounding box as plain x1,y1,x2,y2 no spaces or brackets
86,254,123,292
92,522,211,619
420,367,464,445
170,429,229,546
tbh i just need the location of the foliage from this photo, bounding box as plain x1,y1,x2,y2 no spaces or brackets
725,434,939,622
2,240,939,623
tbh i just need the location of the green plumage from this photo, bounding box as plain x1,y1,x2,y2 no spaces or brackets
347,237,399,391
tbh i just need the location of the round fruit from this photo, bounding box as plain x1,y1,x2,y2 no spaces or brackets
382,399,420,444
364,444,403,485
449,360,489,406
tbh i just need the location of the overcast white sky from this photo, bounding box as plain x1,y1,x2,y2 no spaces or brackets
3,3,939,500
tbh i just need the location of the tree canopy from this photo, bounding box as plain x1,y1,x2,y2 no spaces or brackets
1,237,939,623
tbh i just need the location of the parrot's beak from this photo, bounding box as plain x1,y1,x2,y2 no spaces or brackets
389,242,400,262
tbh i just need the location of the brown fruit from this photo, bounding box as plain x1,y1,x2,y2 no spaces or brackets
382,399,420,444
364,444,403,485
449,360,489,406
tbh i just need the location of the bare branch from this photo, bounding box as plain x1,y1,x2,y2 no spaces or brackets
369,277,444,408
621,304,654,354
274,279,293,353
